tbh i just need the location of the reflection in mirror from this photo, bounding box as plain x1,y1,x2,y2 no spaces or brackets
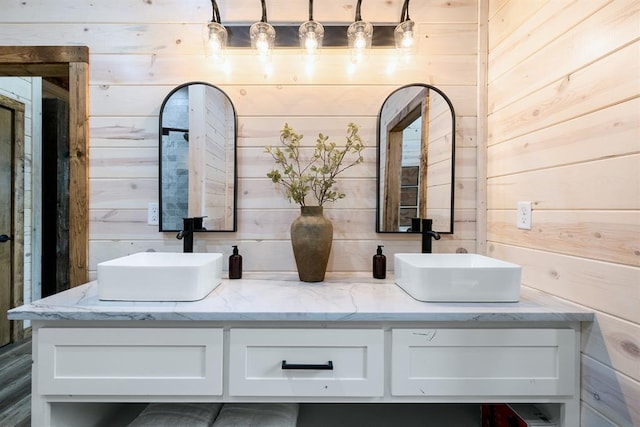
376,84,455,234
159,82,237,232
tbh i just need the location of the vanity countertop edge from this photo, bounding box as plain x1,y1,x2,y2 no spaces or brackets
8,272,594,323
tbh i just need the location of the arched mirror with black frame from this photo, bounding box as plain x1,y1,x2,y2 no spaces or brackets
376,83,455,234
159,82,237,232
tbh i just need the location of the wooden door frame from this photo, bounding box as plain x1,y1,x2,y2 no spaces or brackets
383,89,427,231
0,94,25,342
0,46,89,288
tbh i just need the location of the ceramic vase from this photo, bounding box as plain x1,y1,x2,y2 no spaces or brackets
290,206,333,282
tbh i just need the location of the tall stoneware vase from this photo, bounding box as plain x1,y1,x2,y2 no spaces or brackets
290,206,333,282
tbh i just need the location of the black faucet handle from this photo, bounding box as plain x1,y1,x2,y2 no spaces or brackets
193,216,207,231
182,217,195,231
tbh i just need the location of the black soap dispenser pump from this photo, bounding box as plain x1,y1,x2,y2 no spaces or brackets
229,245,242,279
373,245,386,279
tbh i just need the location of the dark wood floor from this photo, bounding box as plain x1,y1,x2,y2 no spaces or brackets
0,337,31,427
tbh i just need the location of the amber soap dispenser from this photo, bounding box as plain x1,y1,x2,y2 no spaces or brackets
229,245,242,279
373,245,386,279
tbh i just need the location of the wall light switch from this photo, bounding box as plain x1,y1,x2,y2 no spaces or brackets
147,202,159,225
517,201,532,230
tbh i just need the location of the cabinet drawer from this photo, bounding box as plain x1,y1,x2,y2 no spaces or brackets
38,328,223,396
229,329,384,397
392,329,575,397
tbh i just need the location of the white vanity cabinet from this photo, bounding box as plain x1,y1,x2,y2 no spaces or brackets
391,328,575,397
228,329,384,397
37,328,223,396
28,323,581,427
8,276,592,427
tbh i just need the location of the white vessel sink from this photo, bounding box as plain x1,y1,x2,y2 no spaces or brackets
97,252,223,301
394,253,522,302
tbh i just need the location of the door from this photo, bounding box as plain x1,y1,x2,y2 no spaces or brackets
0,95,25,347
0,104,12,346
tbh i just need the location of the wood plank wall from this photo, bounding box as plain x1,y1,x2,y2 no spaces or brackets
486,1,640,425
0,0,479,275
4,0,639,423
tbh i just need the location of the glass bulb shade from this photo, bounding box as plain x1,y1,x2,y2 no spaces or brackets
206,22,228,59
299,20,324,54
250,21,276,55
347,20,373,63
347,20,373,50
394,20,415,51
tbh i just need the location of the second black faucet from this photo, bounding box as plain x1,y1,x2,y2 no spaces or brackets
176,217,207,253
410,218,441,253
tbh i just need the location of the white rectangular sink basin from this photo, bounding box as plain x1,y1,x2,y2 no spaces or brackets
97,252,223,301
394,253,522,302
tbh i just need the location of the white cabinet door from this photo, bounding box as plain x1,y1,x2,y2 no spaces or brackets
229,329,384,397
392,329,575,397
38,328,223,396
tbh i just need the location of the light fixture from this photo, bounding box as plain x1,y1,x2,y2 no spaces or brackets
250,0,276,61
394,0,415,54
299,0,324,58
347,0,373,63
205,0,227,61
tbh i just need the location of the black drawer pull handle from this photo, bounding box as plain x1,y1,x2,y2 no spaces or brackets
281,360,334,370
0,234,12,243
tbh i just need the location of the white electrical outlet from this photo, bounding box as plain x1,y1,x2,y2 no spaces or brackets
517,201,532,230
147,202,159,225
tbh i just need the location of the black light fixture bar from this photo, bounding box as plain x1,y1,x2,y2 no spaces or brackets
226,25,396,48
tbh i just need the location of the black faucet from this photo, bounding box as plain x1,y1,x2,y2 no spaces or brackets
410,218,441,253
176,217,206,253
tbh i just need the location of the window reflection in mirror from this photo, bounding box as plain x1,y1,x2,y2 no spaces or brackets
376,84,455,234
159,82,237,232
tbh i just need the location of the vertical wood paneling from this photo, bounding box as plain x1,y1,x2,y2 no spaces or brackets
68,62,89,286
487,0,640,425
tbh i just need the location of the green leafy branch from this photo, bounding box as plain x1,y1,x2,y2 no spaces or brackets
265,123,365,206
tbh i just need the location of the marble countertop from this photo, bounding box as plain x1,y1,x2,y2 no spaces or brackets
8,273,593,323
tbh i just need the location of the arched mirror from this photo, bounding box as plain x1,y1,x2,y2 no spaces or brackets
159,82,237,232
376,84,455,234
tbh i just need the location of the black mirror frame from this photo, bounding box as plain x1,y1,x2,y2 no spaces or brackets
158,81,238,232
375,83,455,234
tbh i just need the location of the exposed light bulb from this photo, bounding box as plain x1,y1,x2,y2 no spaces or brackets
394,19,415,54
256,33,270,53
347,20,373,64
299,20,324,58
209,37,222,51
304,33,318,51
250,21,276,61
354,33,367,50
206,22,227,62
401,30,414,48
